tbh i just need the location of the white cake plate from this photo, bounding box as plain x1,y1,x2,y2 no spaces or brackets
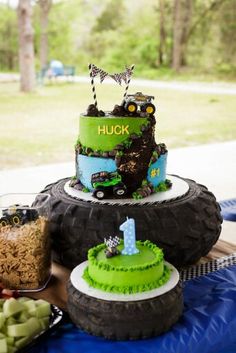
64,174,189,205
70,261,180,302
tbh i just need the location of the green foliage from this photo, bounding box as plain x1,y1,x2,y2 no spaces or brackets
92,0,125,32
98,15,159,72
0,0,235,78
0,5,18,71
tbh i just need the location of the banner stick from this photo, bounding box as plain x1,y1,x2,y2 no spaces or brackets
123,64,135,101
88,63,98,109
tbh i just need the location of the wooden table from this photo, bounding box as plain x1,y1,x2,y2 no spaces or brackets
28,239,236,311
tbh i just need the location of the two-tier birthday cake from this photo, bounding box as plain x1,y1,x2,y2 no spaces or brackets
70,65,171,200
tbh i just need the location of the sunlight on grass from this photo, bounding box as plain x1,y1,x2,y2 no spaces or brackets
0,82,235,169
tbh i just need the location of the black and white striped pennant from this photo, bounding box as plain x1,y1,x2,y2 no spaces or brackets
100,70,108,83
91,64,100,78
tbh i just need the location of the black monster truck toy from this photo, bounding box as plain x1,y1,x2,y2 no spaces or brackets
91,171,127,200
0,205,38,228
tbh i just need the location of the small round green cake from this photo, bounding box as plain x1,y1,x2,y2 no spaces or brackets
83,240,171,294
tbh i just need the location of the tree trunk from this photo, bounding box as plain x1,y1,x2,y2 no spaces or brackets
172,0,193,71
172,0,182,71
17,0,35,92
180,0,193,66
158,0,165,66
38,0,52,69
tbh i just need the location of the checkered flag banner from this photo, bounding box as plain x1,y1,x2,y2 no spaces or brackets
110,73,122,85
100,70,108,83
180,253,236,281
89,64,134,85
88,63,135,108
110,66,134,85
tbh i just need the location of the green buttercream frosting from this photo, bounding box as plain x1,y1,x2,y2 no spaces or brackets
82,240,171,294
79,116,148,152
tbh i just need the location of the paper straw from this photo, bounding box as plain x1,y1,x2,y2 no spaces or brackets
123,64,135,100
88,63,98,108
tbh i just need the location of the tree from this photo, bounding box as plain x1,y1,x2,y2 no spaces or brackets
0,5,18,71
92,0,125,32
172,0,229,72
158,0,166,66
17,0,35,92
172,0,193,71
38,0,52,69
218,0,236,66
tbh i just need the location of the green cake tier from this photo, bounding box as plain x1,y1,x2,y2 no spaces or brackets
79,115,148,152
83,240,171,294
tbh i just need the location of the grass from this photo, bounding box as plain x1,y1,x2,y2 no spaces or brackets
0,81,235,170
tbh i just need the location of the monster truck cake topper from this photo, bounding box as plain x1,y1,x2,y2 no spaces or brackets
91,171,127,200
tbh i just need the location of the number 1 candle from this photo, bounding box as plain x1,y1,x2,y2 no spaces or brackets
119,217,139,255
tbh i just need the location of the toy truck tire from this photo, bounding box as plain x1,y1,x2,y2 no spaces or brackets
125,101,137,113
141,103,156,115
93,188,106,200
0,217,10,227
113,185,127,197
10,214,21,226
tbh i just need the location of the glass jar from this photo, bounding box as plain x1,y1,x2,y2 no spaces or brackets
0,193,51,292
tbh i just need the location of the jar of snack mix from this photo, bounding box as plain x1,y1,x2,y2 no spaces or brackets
0,193,51,291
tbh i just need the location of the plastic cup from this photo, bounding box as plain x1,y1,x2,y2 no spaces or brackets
0,193,51,292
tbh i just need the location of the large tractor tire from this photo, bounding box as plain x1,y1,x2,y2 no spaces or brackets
40,176,222,269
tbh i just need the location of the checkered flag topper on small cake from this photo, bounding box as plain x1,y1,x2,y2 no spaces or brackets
104,236,120,249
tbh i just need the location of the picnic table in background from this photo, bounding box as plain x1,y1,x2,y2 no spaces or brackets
37,60,76,84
